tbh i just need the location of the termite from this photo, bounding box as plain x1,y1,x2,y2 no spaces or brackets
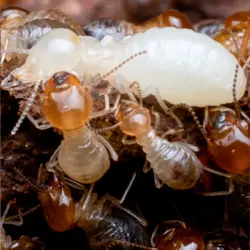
14,167,155,250
172,65,250,196
1,200,42,250
0,9,84,65
0,7,28,22
214,16,250,67
151,220,205,250
43,71,119,184
84,9,193,41
1,26,246,111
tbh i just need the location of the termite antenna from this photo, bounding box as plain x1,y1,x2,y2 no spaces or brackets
97,240,157,250
88,121,121,134
4,204,40,222
129,81,143,107
0,200,16,227
13,167,42,192
169,104,206,138
10,79,42,135
101,50,147,79
228,29,244,64
232,64,241,118
228,19,250,66
240,19,250,63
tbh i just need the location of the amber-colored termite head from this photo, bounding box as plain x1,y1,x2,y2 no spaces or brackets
43,71,92,131
205,109,249,140
117,101,151,136
38,173,75,233
225,11,250,29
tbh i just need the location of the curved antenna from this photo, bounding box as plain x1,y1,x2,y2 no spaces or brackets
169,104,207,138
96,240,157,250
10,79,42,135
13,167,43,192
240,19,250,64
4,204,40,223
232,64,241,118
228,20,250,67
101,50,147,79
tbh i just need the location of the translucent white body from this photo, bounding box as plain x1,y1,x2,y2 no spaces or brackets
137,128,203,190
58,126,110,184
11,27,247,107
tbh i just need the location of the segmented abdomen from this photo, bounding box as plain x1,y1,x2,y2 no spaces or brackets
143,136,203,190
79,199,151,250
58,127,110,184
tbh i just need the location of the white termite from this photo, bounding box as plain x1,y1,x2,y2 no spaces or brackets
1,27,247,120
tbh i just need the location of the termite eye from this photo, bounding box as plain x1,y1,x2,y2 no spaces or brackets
43,72,92,131
45,71,79,93
117,102,151,136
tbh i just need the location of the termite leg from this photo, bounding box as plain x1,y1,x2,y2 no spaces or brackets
26,113,52,130
4,209,24,226
1,200,23,227
151,106,160,133
90,92,121,119
121,134,137,145
63,177,88,193
241,110,250,123
143,161,151,173
96,134,118,161
196,166,234,196
46,145,62,173
141,86,183,129
153,174,163,189
105,172,148,226
203,106,209,130
151,220,186,247
80,183,96,210
195,177,234,196
161,129,185,139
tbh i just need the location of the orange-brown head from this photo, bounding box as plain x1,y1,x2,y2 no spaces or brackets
38,173,75,232
117,101,151,137
43,71,92,131
205,109,250,174
225,11,250,29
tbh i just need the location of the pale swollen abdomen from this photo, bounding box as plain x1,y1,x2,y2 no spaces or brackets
81,27,247,107
14,28,82,82
58,127,110,184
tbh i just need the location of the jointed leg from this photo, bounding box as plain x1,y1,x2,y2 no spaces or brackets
27,113,52,130
121,134,137,145
196,166,234,196
96,134,118,161
141,86,183,129
151,220,186,247
46,145,63,173
154,174,163,189
105,172,148,226
63,177,88,193
143,161,151,173
195,177,234,196
90,92,121,119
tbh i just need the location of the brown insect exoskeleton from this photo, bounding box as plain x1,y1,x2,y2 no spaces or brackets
171,64,250,196
14,167,155,250
151,220,205,250
94,81,204,190
0,199,42,250
215,12,250,69
84,9,193,41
